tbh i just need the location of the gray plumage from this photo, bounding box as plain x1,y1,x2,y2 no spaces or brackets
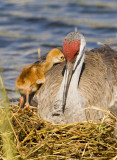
64,31,84,43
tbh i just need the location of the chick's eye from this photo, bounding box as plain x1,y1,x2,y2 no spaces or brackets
60,56,64,59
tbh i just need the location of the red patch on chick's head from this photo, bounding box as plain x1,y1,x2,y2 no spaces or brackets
63,40,81,62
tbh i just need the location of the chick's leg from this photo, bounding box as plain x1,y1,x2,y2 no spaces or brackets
19,96,24,108
25,88,31,107
25,88,36,109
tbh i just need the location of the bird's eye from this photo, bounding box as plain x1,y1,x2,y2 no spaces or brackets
60,56,64,60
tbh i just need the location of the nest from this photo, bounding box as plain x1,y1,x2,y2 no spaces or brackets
0,104,116,160
8,105,117,160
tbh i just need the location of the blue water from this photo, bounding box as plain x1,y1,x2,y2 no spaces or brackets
0,0,117,100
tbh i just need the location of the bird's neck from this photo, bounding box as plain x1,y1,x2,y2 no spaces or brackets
43,58,54,73
47,53,86,124
71,52,84,89
64,53,86,123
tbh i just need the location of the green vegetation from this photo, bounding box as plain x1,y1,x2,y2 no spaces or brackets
0,75,18,160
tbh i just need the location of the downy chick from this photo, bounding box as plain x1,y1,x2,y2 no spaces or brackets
15,48,65,107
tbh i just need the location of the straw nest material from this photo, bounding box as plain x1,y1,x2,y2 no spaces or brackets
2,105,117,159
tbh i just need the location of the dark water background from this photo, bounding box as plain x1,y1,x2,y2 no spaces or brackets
0,0,117,101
